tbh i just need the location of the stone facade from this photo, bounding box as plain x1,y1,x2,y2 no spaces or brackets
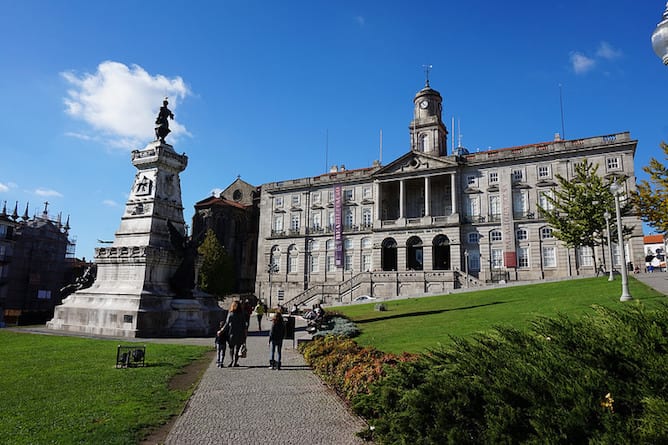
254,82,644,308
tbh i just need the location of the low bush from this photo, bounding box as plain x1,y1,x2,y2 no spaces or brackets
354,303,668,444
312,316,360,339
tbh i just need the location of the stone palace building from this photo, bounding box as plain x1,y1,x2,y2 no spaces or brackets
253,81,644,308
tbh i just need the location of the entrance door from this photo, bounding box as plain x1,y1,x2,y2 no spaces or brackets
432,234,451,270
381,238,398,271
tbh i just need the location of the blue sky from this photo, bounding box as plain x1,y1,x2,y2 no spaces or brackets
1,1,666,260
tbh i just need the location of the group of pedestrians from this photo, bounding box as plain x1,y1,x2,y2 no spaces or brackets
214,298,286,370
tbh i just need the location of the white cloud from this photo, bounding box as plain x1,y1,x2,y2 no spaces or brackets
596,41,622,60
102,199,119,207
570,52,596,74
210,188,224,197
0,183,9,193
34,188,63,198
62,61,191,149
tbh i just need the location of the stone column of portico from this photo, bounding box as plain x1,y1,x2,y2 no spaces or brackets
450,173,457,214
399,180,405,219
424,176,431,217
374,181,381,227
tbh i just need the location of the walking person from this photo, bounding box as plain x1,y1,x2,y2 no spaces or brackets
225,301,247,367
255,301,266,331
268,311,286,370
214,320,228,368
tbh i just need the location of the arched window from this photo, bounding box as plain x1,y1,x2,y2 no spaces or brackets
361,237,372,249
270,245,281,272
287,244,299,273
381,237,398,271
433,234,451,270
406,236,424,271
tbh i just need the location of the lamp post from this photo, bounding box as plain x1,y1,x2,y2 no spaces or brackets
267,263,278,309
603,211,615,282
609,182,632,301
652,3,668,65
464,249,469,288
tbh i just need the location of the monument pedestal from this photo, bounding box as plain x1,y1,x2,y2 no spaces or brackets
48,141,224,337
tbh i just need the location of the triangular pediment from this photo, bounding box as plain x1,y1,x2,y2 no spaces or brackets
373,151,458,178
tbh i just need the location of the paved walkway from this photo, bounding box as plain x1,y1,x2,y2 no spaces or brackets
633,270,668,296
164,318,367,445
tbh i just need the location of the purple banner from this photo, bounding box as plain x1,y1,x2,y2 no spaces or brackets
334,185,343,267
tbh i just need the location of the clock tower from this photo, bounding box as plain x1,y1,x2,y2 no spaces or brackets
409,80,448,156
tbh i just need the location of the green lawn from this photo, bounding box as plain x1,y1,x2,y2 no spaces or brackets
0,332,209,445
333,277,666,354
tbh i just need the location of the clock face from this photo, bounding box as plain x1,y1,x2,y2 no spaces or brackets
420,100,429,109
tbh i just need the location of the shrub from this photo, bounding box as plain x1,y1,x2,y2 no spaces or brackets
354,303,668,444
312,316,360,338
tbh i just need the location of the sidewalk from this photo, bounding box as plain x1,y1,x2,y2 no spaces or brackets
633,270,668,296
164,318,367,445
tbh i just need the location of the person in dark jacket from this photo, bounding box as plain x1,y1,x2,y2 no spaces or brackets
225,300,247,367
268,311,286,370
214,320,228,368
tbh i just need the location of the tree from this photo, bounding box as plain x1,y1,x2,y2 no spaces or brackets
633,142,668,235
537,160,632,270
197,229,235,298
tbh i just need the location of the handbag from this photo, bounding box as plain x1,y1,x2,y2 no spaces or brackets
239,343,247,358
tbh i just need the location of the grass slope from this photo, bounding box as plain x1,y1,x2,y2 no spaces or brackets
334,277,665,354
0,332,209,445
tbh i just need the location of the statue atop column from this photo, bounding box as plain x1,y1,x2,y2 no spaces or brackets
155,97,174,143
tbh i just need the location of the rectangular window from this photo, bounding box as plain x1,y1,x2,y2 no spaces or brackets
312,213,321,230
363,187,372,199
578,246,594,267
516,229,528,241
468,233,480,243
312,192,321,204
542,246,556,267
291,214,300,231
344,254,353,272
607,157,620,171
344,189,354,202
288,255,298,273
512,169,524,182
309,255,319,273
37,290,51,300
541,227,554,239
275,197,283,207
362,254,371,272
518,247,529,268
345,209,354,228
489,195,501,220
328,190,334,203
491,230,503,242
538,165,551,178
491,248,504,269
326,255,335,272
291,195,300,206
273,215,283,232
489,171,499,184
362,208,372,227
538,190,554,212
513,191,528,217
0,225,7,238
465,196,479,218
466,175,476,186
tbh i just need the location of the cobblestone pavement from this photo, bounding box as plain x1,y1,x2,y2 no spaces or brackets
633,270,668,296
165,321,368,445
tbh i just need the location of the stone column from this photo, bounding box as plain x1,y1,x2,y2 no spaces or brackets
424,176,431,217
399,180,405,219
450,174,457,214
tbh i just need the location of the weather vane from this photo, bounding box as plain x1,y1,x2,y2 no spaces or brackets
422,64,433,87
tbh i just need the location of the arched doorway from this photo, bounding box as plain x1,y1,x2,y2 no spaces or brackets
406,236,423,271
432,234,451,270
381,238,398,271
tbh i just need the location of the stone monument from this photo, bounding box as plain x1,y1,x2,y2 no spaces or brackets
48,100,224,337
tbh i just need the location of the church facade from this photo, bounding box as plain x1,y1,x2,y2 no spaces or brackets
254,82,644,308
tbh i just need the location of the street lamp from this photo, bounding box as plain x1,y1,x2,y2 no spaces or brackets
464,249,469,288
652,3,668,65
603,211,614,282
609,182,632,301
267,263,278,309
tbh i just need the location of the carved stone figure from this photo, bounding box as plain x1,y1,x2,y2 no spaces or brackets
155,98,174,143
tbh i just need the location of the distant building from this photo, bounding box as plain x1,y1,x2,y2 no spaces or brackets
0,202,77,325
253,81,645,308
192,177,260,297
643,234,666,271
